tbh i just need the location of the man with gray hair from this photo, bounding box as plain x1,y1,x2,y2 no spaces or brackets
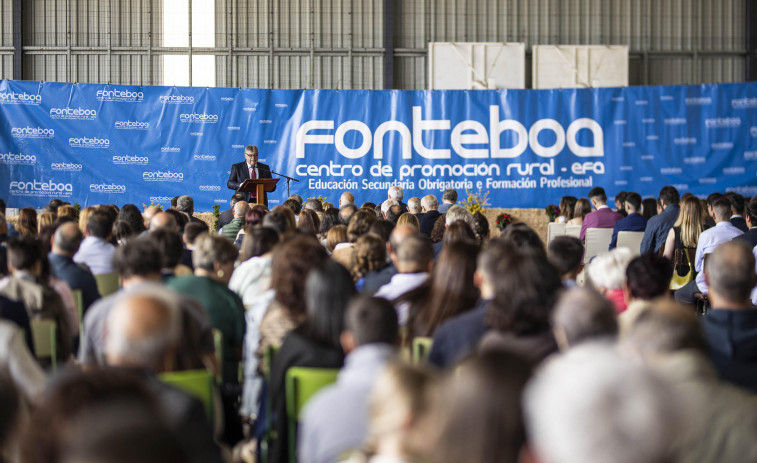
387,186,407,212
219,200,249,241
407,197,422,215
552,288,618,351
418,195,441,237
444,205,474,228
438,188,458,214
104,285,222,463
524,342,679,463
176,195,202,223
380,199,399,220
700,240,757,392
623,300,757,462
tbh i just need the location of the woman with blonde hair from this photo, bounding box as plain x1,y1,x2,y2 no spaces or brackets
396,213,419,232
37,212,57,233
56,205,77,221
78,206,96,234
663,196,705,282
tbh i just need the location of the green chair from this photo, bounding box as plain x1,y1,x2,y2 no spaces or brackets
31,319,57,370
71,289,84,335
159,369,215,421
412,337,433,364
285,367,339,463
94,272,120,297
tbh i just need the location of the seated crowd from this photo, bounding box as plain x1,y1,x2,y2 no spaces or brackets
0,183,755,463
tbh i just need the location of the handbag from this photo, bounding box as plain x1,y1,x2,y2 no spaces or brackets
670,247,695,290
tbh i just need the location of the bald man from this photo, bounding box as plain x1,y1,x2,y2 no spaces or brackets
143,205,161,229
339,192,355,208
48,222,100,310
149,212,179,234
105,286,222,463
220,201,249,241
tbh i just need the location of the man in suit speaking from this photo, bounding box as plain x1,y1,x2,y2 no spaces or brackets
227,145,273,208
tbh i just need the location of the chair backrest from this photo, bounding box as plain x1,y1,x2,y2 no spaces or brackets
547,222,566,245
412,337,433,364
94,272,121,297
616,231,645,255
211,329,223,384
286,367,339,463
31,319,57,370
564,224,581,238
71,289,84,334
584,228,614,263
159,369,215,421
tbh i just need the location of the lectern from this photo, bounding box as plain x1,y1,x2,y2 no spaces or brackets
239,178,279,206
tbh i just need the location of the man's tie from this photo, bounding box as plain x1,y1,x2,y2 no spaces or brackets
249,164,257,198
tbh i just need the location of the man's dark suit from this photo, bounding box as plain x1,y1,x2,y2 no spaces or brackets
735,228,757,247
731,216,749,233
226,161,273,208
217,208,234,230
418,210,441,237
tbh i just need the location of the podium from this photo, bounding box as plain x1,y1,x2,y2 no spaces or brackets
239,178,279,206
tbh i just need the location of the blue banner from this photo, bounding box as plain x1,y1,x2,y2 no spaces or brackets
1,79,755,211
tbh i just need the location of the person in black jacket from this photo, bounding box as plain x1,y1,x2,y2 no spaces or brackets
226,145,273,208
269,260,354,463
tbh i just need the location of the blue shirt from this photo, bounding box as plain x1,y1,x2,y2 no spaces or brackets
74,236,116,275
695,221,744,293
609,212,648,249
640,204,680,254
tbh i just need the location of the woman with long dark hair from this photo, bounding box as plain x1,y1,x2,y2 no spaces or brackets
268,259,355,463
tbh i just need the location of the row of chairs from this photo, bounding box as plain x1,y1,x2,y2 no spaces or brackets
547,223,645,262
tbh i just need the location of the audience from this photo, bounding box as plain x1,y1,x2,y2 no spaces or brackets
567,197,591,226
623,300,757,463
525,342,679,463
735,195,757,247
551,288,618,350
0,237,73,361
2,185,757,463
299,296,399,463
675,197,744,305
428,239,511,368
352,362,436,462
619,253,673,331
699,241,757,392
102,288,223,463
609,191,647,249
73,210,116,275
438,188,457,214
548,236,583,288
268,260,353,463
586,247,634,314
641,185,681,254
429,350,532,463
579,186,624,242
375,234,433,326
556,195,577,224
15,207,38,238
220,201,250,241
726,192,748,232
479,247,561,364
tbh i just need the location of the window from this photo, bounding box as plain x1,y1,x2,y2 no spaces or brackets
162,0,216,87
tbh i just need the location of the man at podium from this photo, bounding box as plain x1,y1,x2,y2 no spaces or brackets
227,145,273,208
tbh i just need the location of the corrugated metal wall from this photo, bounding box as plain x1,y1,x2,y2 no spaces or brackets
0,0,750,89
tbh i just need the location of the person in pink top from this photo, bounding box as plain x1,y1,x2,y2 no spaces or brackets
580,187,625,242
